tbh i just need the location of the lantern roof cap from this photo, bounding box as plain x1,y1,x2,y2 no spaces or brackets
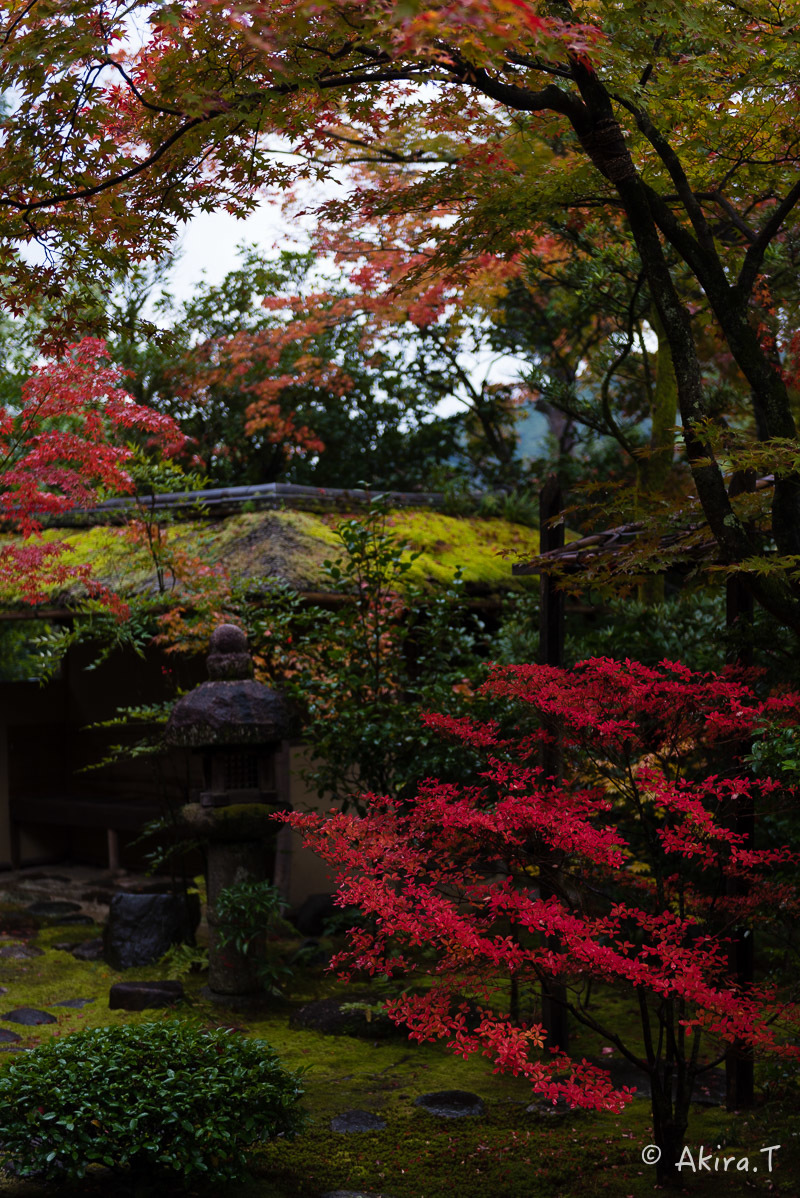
164,624,289,748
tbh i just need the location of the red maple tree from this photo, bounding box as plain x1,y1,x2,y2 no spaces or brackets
0,337,184,607
287,658,800,1184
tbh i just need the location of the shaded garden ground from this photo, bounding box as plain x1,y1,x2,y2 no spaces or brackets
0,871,798,1197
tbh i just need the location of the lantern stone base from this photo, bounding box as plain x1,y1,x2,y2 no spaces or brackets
180,802,286,1004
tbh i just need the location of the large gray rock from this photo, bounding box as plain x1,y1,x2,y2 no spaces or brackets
103,892,197,969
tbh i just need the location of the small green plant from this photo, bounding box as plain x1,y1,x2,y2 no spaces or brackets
0,1021,305,1184
159,941,209,979
216,879,294,994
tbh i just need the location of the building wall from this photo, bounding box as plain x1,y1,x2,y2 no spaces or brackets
0,635,340,906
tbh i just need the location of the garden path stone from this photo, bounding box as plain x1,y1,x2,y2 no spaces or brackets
80,888,115,905
0,1028,21,1043
290,993,399,1040
51,998,95,1009
526,1099,581,1120
108,980,184,1011
0,943,43,959
414,1090,485,1118
25,900,81,917
330,1110,387,1134
321,1192,394,1197
70,938,104,961
2,1007,57,1026
50,913,95,926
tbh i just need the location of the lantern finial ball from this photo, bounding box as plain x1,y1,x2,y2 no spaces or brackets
207,623,253,681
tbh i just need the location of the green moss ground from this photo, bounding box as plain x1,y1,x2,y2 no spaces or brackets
1,911,798,1196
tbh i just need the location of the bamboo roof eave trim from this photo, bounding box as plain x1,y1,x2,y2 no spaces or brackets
45,482,456,527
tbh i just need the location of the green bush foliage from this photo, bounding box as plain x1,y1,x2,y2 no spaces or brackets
0,1021,305,1184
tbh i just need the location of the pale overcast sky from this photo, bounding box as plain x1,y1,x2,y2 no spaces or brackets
168,198,309,302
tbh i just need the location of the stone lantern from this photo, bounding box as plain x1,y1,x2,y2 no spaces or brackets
164,624,291,1006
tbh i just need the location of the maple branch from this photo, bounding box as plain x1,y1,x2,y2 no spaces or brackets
446,59,589,127
0,110,224,214
503,52,573,81
598,274,645,460
102,59,187,118
611,94,715,254
636,182,727,293
1,0,38,47
317,129,459,165
737,176,800,298
638,34,664,90
54,63,108,183
706,191,757,244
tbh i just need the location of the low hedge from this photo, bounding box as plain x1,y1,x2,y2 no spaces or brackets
0,1020,305,1184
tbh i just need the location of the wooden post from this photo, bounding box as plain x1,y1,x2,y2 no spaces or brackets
538,476,569,1051
539,475,565,668
725,575,755,1110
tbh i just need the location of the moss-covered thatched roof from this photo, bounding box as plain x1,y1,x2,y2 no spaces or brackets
6,502,540,610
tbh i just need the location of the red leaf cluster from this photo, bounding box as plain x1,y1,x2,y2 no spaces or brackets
0,338,184,607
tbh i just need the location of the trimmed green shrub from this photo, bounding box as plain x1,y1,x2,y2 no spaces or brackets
0,1020,305,1184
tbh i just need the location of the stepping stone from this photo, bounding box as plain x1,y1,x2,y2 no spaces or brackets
526,1099,580,1120
0,986,7,996
50,914,95,927
108,980,184,1011
0,1028,21,1043
2,1007,57,1026
71,938,104,961
0,943,43,959
290,993,399,1040
414,1090,485,1118
26,900,81,917
330,1110,387,1134
51,998,95,1009
80,888,114,905
322,1192,394,1198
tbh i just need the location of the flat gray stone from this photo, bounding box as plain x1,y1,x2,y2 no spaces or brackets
71,938,104,961
0,1028,21,1043
526,1099,580,1120
414,1090,485,1118
321,1192,394,1198
0,943,43,959
26,900,81,917
50,914,95,927
2,1007,57,1026
330,1110,387,1134
51,998,95,1009
108,980,184,1011
290,993,399,1040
